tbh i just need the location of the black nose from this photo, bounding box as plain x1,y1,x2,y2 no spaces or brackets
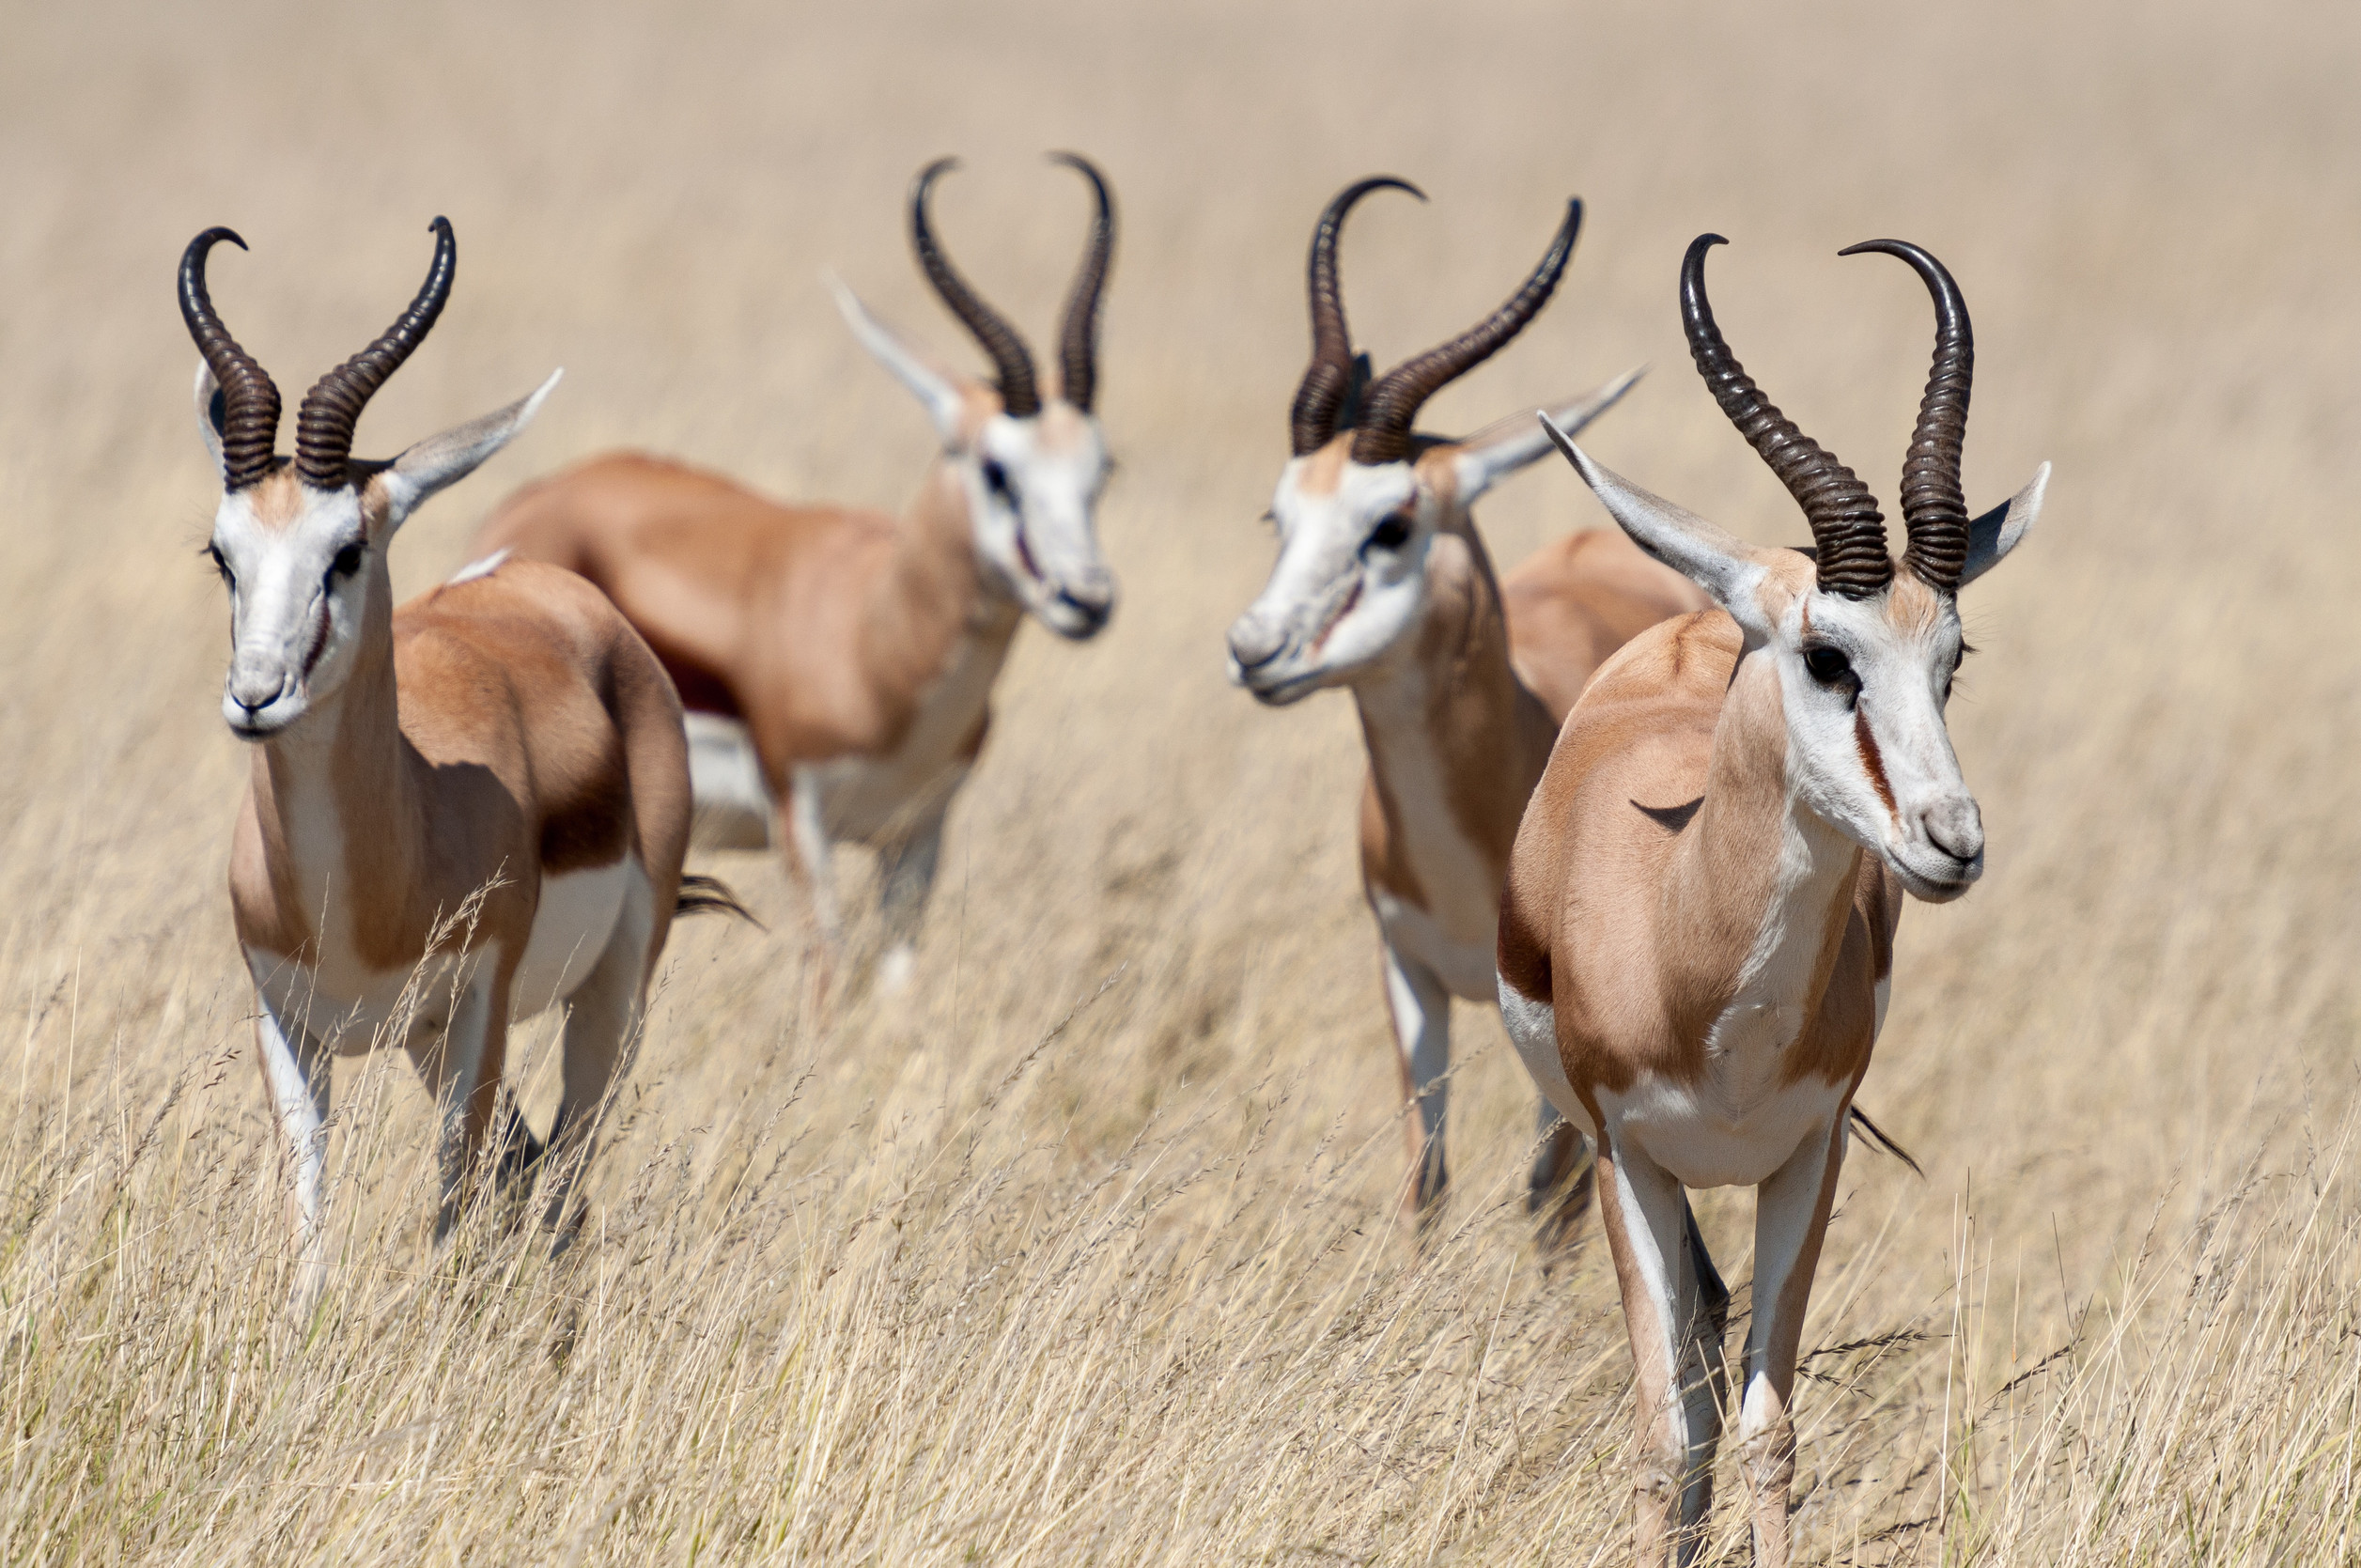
1056,591,1111,634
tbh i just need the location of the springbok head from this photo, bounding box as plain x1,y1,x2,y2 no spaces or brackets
831,154,1119,640
1226,179,1638,706
184,219,556,741
1546,235,2050,902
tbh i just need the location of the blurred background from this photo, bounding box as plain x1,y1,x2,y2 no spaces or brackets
1,1,2355,1561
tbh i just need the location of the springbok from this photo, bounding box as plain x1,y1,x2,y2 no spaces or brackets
476,154,1119,994
184,219,713,1309
1499,235,2047,1563
1224,179,1709,1231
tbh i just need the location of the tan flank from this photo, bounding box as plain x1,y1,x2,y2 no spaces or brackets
1501,233,2048,1564
476,157,1121,999
1229,179,1706,1230
182,220,694,1313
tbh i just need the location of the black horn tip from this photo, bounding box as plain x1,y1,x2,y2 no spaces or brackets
1046,149,1109,187
1546,198,1584,260
1680,235,1732,331
1321,175,1426,214
915,157,960,196
1840,238,1968,333
189,225,249,256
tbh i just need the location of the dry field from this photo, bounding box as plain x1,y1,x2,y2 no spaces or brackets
2,0,2357,1561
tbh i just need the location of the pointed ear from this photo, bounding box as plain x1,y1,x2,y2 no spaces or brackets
194,361,227,478
1540,413,1771,630
377,370,561,532
1452,365,1644,504
1958,461,2049,588
829,274,969,445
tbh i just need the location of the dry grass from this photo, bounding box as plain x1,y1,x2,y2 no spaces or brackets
2,0,2358,1560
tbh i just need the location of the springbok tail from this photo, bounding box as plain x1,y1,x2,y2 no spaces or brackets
1848,1104,1922,1177
676,873,762,927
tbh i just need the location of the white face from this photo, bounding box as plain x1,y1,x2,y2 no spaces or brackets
962,406,1116,640
1754,574,1983,902
1552,431,2047,908
1226,449,1433,705
191,361,555,740
207,478,381,740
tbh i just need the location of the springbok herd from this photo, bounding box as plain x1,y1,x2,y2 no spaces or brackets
179,153,2047,1566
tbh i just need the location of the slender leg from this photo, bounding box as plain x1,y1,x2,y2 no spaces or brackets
778,771,841,1004
255,998,333,1314
408,964,507,1247
1594,1132,1728,1566
1379,942,1452,1224
541,866,657,1239
1736,1117,1848,1568
873,799,949,995
1527,1101,1596,1250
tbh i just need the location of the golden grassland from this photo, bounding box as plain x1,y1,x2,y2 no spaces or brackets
2,0,2357,1560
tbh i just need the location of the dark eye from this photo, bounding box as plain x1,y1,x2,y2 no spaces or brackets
1803,644,1853,686
1366,512,1412,551
205,543,234,585
330,542,365,580
980,458,1017,505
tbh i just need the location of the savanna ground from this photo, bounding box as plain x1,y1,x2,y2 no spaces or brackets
2,1,2357,1561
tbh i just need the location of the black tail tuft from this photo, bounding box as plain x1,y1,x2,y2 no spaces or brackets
676,873,762,928
1848,1105,1923,1177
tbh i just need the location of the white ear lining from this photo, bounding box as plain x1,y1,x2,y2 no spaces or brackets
828,273,968,443
1452,365,1645,503
1958,461,2049,587
1540,414,1767,621
194,360,227,476
381,369,562,529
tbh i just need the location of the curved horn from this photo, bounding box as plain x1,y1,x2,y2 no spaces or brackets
1048,152,1116,413
1683,234,1892,598
910,158,1040,418
293,216,457,491
179,228,282,490
1841,239,1972,593
1349,197,1580,467
1289,176,1423,457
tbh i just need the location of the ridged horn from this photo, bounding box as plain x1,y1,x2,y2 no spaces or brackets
1683,234,1892,598
1841,239,1972,593
1349,197,1580,467
1048,152,1115,413
294,217,457,491
179,228,282,491
911,157,1040,418
1289,177,1423,457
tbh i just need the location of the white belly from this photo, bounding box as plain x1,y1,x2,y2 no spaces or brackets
1494,977,1847,1189
509,860,635,1018
243,861,633,1053
685,713,773,849
682,709,976,853
1373,888,1498,1001
1599,1073,1847,1190
1497,982,1592,1131
247,946,472,1057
